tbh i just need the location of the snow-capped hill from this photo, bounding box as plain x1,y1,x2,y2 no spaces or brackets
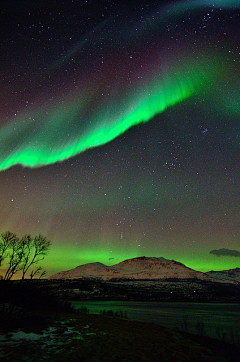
114,256,175,271
206,268,240,282
49,256,212,281
50,262,116,280
110,256,209,280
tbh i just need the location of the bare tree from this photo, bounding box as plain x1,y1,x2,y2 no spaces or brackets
21,234,51,280
39,270,47,279
3,234,23,280
0,231,51,280
0,231,17,268
30,266,47,279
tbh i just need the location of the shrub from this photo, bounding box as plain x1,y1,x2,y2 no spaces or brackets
77,306,90,315
100,309,128,319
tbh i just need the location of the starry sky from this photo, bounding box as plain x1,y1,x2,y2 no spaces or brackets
0,0,240,277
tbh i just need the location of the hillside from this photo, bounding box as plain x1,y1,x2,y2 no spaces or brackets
49,256,213,281
207,268,240,283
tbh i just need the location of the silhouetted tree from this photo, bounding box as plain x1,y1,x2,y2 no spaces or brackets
21,234,50,280
4,234,23,280
0,231,51,280
0,231,17,268
30,266,47,279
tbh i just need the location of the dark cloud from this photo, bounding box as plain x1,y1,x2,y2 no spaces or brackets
210,248,240,257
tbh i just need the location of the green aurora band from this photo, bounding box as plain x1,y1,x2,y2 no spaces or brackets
1,0,239,171
45,243,240,275
0,58,220,171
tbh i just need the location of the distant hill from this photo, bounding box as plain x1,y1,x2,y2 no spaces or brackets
49,256,214,281
206,268,240,283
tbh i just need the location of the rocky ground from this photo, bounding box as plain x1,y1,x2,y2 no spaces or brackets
0,312,240,362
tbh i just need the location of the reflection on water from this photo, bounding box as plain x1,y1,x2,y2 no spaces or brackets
71,301,240,341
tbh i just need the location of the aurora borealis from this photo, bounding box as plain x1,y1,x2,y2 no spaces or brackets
0,0,240,276
0,56,217,170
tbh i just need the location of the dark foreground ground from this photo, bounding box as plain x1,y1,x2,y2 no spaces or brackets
1,311,240,362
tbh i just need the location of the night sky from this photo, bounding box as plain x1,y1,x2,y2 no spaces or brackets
0,0,240,277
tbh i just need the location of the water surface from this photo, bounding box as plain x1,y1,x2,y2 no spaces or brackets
71,301,240,341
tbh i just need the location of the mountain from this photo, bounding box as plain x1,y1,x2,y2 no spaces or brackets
206,268,240,282
49,256,213,281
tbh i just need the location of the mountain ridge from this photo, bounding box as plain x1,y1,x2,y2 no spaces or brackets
206,267,240,282
49,256,215,281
